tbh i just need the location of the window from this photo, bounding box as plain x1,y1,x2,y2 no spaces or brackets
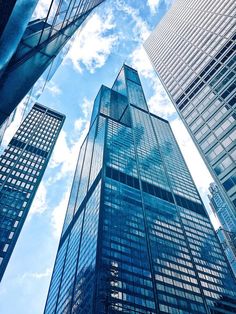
223,176,236,191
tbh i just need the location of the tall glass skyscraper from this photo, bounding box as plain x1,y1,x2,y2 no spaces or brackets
144,0,236,217
0,103,65,281
45,65,236,314
0,0,105,127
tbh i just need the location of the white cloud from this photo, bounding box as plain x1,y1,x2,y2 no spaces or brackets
46,98,92,237
20,267,52,280
49,120,89,183
29,182,48,217
49,130,71,169
66,9,118,73
45,81,61,96
116,0,151,42
74,118,84,131
130,44,153,78
48,131,78,182
51,188,71,238
147,0,161,14
148,88,176,118
49,97,92,172
81,98,93,119
147,0,174,14
32,0,57,20
164,0,176,9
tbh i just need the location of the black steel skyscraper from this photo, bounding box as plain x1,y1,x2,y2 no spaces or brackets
0,0,105,127
45,65,236,314
0,103,65,281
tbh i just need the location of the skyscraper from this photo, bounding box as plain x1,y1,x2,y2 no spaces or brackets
209,183,236,279
216,228,236,280
209,183,236,233
144,0,236,215
0,0,105,127
0,103,65,281
45,65,236,314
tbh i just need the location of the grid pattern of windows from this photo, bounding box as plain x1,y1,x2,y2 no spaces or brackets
209,183,236,279
61,115,106,236
144,0,236,213
45,181,101,314
96,180,157,313
0,103,65,281
106,119,137,178
152,116,201,203
131,107,169,190
45,65,236,313
217,228,236,280
209,183,236,233
26,0,104,47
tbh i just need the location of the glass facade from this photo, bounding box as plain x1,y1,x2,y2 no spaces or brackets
0,15,78,149
144,0,236,218
0,0,105,127
0,103,65,281
0,0,39,143
209,183,236,233
217,228,236,280
45,65,236,314
209,183,236,279
0,0,39,76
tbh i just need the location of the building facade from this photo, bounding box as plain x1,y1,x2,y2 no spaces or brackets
0,0,105,127
217,228,236,280
0,0,39,148
209,183,236,279
209,183,236,233
45,65,236,314
144,0,236,215
0,103,65,281
0,0,39,77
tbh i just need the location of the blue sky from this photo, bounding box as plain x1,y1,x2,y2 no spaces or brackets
0,1,218,313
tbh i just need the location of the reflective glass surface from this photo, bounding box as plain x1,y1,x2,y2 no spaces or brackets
45,65,236,313
0,0,105,126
